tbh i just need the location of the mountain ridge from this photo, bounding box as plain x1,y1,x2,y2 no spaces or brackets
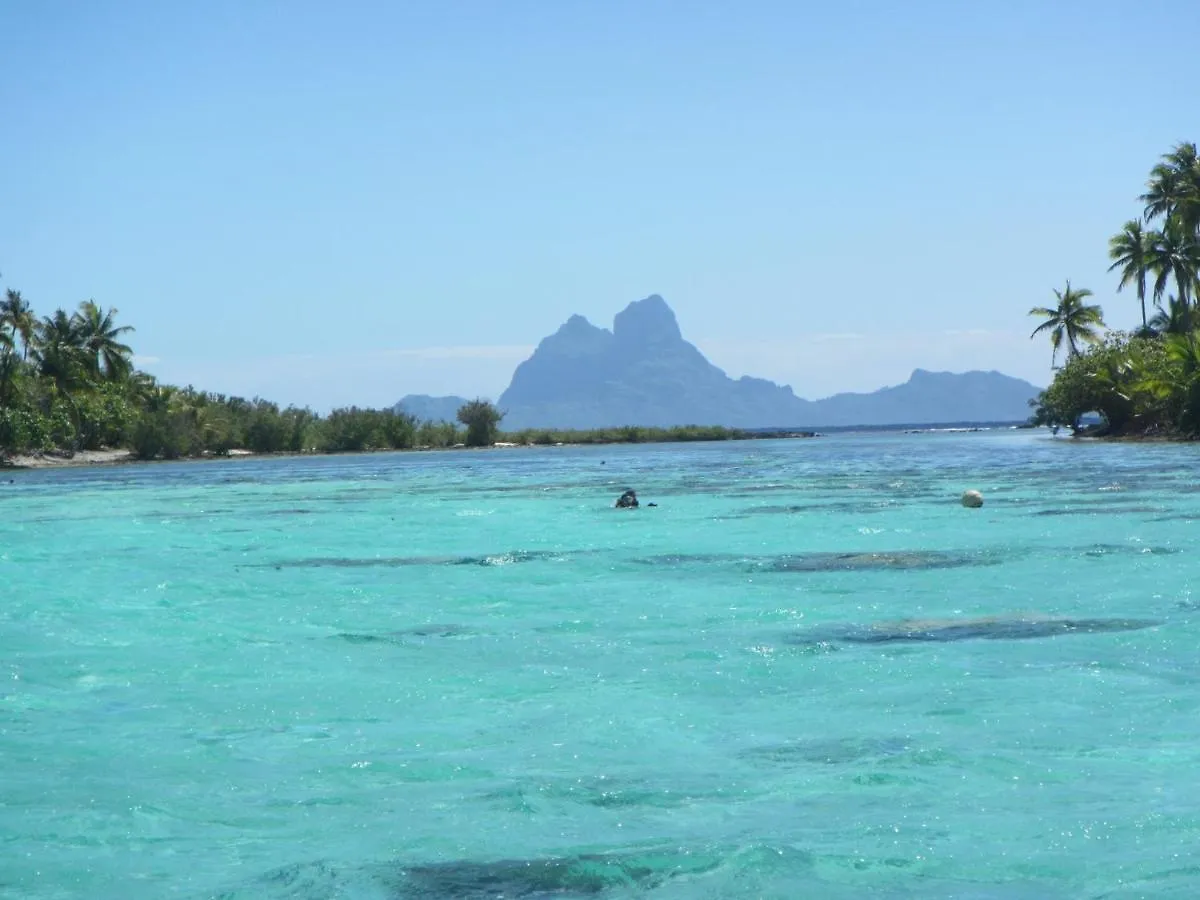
397,296,1043,429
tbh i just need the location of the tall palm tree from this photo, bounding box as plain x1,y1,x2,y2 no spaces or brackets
1142,141,1200,234
0,276,14,404
28,309,91,452
1146,218,1200,327
1108,220,1153,330
75,300,135,381
0,289,38,361
1029,281,1105,367
0,343,19,408
33,308,89,393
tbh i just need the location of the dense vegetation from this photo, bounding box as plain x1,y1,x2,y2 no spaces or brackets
457,398,504,448
0,289,470,460
1029,141,1200,436
0,291,765,462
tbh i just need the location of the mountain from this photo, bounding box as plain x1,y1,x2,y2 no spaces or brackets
397,296,1043,429
797,368,1041,427
497,295,810,429
394,394,469,423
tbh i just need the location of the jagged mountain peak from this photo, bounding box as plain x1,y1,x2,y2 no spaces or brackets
612,294,682,345
558,313,602,333
498,294,800,428
531,312,613,357
401,295,1044,430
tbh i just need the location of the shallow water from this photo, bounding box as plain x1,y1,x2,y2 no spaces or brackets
2,430,1199,899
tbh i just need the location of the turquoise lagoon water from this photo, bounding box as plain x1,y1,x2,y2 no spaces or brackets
2,430,1199,899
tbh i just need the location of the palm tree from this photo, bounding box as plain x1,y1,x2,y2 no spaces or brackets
1146,219,1200,327
126,370,159,405
33,308,89,393
75,300,135,381
1109,220,1153,330
0,345,19,408
0,274,16,405
1149,296,1190,335
0,289,38,361
26,309,91,452
1029,281,1105,367
1142,141,1200,234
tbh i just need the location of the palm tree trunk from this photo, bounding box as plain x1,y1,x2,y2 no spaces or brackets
1182,278,1193,333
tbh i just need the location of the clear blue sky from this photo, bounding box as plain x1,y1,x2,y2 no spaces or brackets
2,0,1196,410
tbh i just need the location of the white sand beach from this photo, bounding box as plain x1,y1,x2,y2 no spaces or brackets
1,449,135,469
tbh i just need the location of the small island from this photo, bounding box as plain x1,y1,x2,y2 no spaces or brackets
1027,141,1200,439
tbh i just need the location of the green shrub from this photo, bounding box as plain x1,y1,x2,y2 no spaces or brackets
457,399,503,447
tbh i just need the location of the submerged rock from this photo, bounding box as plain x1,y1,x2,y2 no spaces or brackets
788,615,1161,646
634,549,1001,573
489,775,717,812
762,550,992,573
335,625,476,644
216,847,725,899
740,735,911,766
390,848,723,897
270,550,573,568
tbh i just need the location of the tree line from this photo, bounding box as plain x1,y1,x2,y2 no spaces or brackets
0,292,750,459
1028,141,1200,435
0,290,492,458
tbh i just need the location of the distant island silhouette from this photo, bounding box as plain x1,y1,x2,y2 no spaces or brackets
397,295,1042,430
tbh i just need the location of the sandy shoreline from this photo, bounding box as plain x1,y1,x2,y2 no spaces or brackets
0,444,550,471
0,431,823,471
2,449,137,469
0,448,260,470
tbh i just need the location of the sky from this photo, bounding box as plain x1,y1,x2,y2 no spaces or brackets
2,0,1197,410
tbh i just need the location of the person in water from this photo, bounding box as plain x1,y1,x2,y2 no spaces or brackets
615,490,657,508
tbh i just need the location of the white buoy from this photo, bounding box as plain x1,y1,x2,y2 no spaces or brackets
961,490,984,508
